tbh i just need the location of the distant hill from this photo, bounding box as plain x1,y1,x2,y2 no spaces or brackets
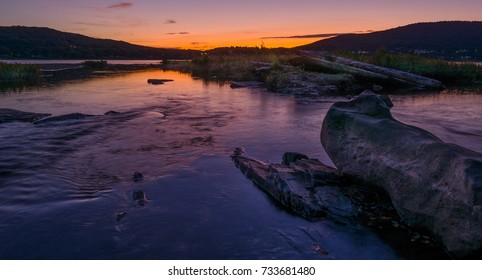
0,26,199,59
298,21,482,60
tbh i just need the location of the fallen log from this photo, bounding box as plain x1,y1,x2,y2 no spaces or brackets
331,56,444,89
295,56,391,82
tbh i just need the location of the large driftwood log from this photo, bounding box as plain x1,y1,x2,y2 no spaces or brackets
296,51,444,88
331,56,444,89
295,56,391,81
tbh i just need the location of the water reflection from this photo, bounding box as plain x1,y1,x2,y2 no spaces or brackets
391,89,482,153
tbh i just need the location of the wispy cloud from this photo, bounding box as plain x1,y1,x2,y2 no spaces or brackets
107,2,133,9
166,32,189,35
72,17,146,28
261,33,350,39
262,30,375,40
189,41,214,50
165,19,177,24
73,21,109,27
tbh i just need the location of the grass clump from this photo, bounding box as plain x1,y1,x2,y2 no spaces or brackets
190,53,296,81
0,62,41,90
0,62,40,83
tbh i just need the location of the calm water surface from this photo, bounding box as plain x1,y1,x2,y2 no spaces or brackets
0,70,481,259
1,59,163,65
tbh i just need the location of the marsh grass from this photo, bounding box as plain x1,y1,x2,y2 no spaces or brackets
0,63,40,83
190,54,296,81
336,51,482,84
82,60,108,70
0,63,41,91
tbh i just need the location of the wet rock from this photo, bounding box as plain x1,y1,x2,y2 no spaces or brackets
0,108,51,124
314,187,358,219
147,79,174,85
132,171,144,182
33,113,95,124
282,152,309,165
230,81,262,88
104,110,121,116
133,190,148,206
232,147,450,258
313,243,329,255
320,90,482,257
231,148,357,221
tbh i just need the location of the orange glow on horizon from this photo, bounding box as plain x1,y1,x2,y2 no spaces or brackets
136,37,325,50
122,29,345,50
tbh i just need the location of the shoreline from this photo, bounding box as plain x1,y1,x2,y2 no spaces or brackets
2,57,481,95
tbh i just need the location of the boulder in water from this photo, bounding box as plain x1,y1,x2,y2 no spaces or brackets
320,90,482,257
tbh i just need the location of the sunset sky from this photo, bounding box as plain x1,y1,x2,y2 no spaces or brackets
1,0,482,50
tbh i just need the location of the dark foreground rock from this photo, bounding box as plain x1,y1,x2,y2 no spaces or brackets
230,81,263,88
231,148,358,221
33,113,95,124
321,90,482,257
232,148,449,258
0,108,51,124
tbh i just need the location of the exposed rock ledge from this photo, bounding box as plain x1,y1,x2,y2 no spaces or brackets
321,90,482,257
231,148,357,221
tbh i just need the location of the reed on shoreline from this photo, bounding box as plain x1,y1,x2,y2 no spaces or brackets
0,62,41,85
190,53,296,81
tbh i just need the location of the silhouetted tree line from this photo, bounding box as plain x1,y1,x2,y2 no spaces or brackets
297,21,482,60
0,26,199,59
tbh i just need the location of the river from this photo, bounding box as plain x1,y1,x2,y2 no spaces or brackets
0,70,481,259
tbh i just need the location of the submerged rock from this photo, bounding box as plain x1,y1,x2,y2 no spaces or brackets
231,148,357,221
321,90,482,257
33,113,95,124
230,81,262,88
115,212,127,222
133,190,148,206
0,108,51,124
104,110,121,116
132,171,144,182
